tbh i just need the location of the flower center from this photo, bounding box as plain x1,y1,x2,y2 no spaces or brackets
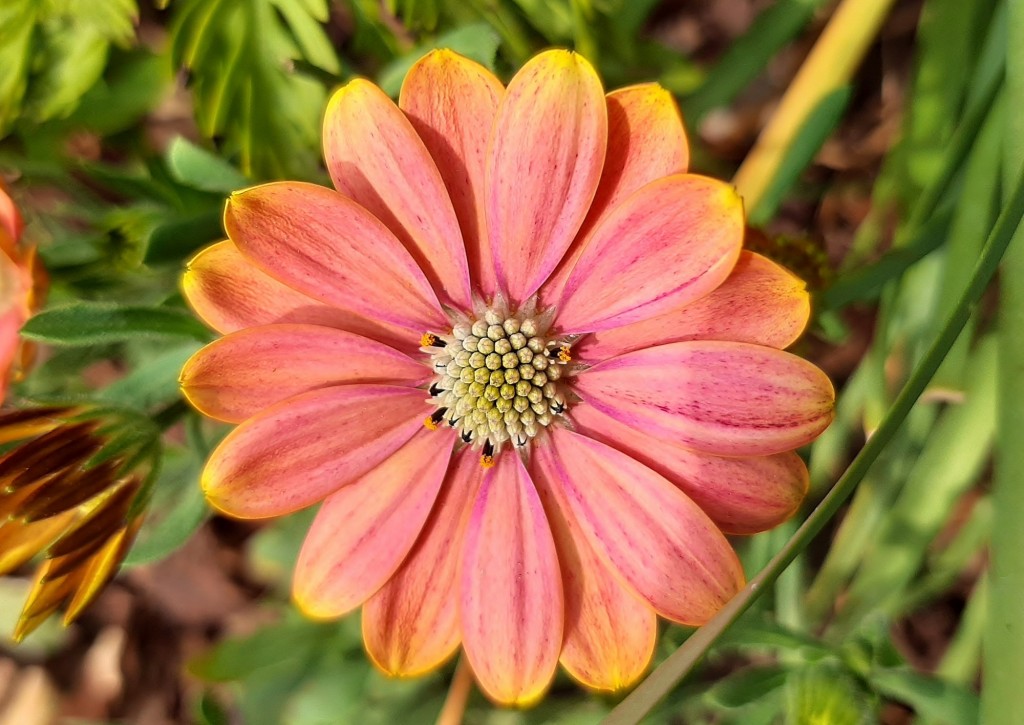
422,305,571,466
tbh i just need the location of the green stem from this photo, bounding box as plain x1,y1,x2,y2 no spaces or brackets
981,0,1024,720
602,167,1024,725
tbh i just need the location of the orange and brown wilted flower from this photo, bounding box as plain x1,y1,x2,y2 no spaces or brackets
0,407,147,641
180,49,834,704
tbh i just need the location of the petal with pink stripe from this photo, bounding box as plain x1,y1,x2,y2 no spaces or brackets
542,83,689,303
324,80,472,309
363,447,483,676
533,462,656,692
292,427,456,619
570,401,808,534
461,453,562,705
532,428,744,624
572,340,835,456
487,50,606,302
576,251,810,362
181,324,430,423
400,50,504,300
202,385,430,518
224,182,446,334
556,174,743,334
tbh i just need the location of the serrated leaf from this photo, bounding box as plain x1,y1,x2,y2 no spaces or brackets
169,0,330,178
22,302,212,346
167,137,249,193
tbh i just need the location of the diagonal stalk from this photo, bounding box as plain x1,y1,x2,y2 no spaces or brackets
602,167,1024,725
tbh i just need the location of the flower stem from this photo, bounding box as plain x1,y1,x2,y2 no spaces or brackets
732,0,897,210
436,657,474,725
602,165,1024,725
981,0,1024,720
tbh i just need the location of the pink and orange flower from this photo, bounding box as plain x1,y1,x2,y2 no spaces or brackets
180,50,835,704
0,182,45,402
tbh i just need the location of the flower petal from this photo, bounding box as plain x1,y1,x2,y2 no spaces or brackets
363,447,483,676
573,341,834,456
224,182,447,335
324,79,472,309
461,453,562,705
0,182,23,243
183,241,417,353
293,427,456,618
400,50,504,300
534,468,656,692
576,252,810,362
487,50,607,302
532,428,744,624
569,401,808,534
181,324,430,423
541,83,689,304
202,385,430,518
556,174,743,333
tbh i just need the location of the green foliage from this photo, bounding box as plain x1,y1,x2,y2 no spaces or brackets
0,0,138,135
21,302,211,346
168,0,340,179
0,0,1012,721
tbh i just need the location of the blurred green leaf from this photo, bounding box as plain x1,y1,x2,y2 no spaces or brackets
124,445,209,566
22,302,212,346
377,23,501,97
386,0,440,32
705,666,788,709
870,668,978,725
0,0,138,134
167,137,249,193
144,208,224,265
100,342,202,409
190,619,328,682
748,85,852,225
684,0,831,123
785,666,871,725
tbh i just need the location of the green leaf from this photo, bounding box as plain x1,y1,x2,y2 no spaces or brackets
22,302,212,346
705,667,788,709
270,0,342,73
124,445,209,566
748,85,852,225
167,136,249,193
870,668,978,725
100,342,202,409
1,0,139,132
169,0,332,178
785,666,871,725
377,23,501,97
189,619,328,682
144,207,224,265
0,0,38,134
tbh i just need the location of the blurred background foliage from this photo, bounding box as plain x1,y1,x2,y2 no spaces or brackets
0,0,1014,723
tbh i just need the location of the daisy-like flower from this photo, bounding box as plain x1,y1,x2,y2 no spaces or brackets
0,182,45,402
180,50,835,704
